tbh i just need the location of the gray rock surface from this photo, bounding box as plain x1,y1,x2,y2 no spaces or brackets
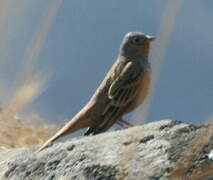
0,120,212,180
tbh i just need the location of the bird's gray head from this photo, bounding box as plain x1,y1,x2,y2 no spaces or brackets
120,32,155,60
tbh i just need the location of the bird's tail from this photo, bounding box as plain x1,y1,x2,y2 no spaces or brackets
84,106,122,135
37,109,93,152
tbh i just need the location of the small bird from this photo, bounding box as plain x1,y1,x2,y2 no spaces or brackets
38,32,155,151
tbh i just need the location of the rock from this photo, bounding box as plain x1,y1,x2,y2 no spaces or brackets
0,120,212,180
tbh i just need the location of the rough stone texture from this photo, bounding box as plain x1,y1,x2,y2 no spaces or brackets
0,120,212,180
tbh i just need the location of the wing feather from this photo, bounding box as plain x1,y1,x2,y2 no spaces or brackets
108,62,142,107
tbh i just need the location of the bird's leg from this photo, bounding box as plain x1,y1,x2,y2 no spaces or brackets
117,118,133,128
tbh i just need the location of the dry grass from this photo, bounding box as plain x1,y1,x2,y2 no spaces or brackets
0,79,56,150
0,0,62,150
0,121,55,150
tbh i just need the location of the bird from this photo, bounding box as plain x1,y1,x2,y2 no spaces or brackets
38,32,155,152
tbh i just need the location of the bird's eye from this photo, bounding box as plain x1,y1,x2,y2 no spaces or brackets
133,37,141,44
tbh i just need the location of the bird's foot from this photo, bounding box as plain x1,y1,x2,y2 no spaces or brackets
117,119,133,128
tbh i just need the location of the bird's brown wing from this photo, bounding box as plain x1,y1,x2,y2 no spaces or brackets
84,61,143,135
108,61,142,107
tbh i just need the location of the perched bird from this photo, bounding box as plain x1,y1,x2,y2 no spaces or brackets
38,32,155,151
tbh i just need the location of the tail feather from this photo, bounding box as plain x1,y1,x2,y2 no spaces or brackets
37,131,62,152
37,111,92,152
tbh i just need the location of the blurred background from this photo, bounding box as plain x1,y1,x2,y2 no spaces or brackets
0,0,212,138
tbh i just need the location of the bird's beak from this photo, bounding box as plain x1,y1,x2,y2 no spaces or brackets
146,35,156,42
